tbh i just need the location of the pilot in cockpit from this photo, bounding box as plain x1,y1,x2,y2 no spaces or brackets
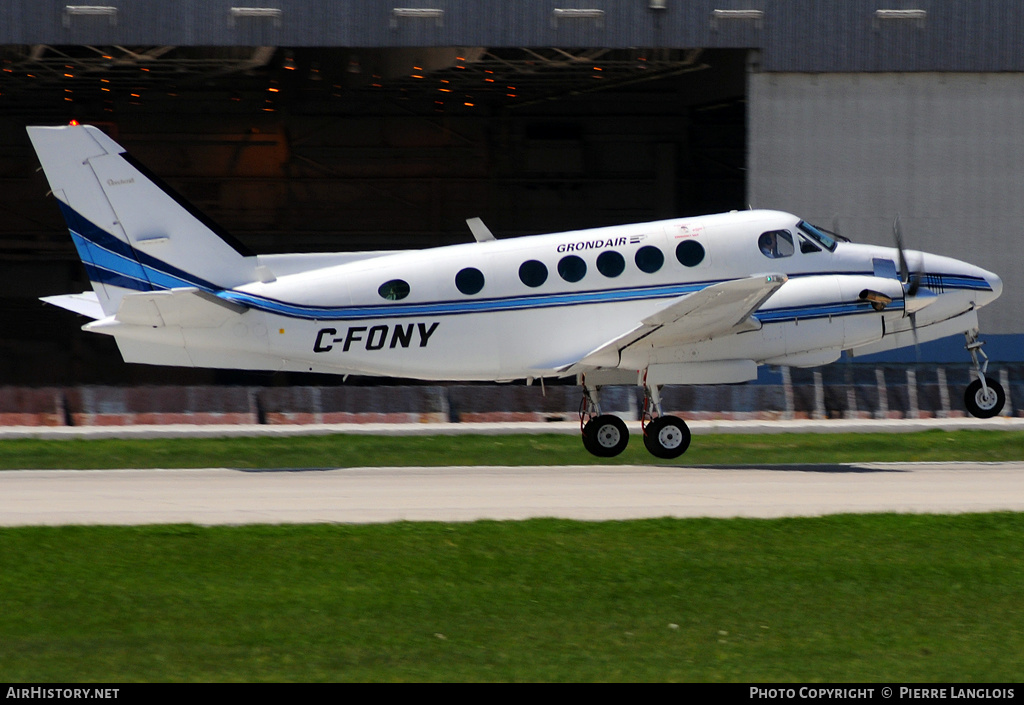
759,230,794,258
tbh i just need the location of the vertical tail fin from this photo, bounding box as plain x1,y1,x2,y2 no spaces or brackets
27,124,257,316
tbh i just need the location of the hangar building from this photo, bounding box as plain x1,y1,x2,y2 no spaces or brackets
1,0,1021,385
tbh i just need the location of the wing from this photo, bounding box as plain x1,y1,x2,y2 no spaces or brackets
563,273,787,371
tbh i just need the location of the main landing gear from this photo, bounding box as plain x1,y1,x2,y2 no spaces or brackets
579,383,629,457
964,330,1005,418
579,376,691,459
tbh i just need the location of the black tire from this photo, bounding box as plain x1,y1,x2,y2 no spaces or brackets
582,415,629,457
965,379,1005,418
643,415,691,459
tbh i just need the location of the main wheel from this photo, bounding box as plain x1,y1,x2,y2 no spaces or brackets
582,415,629,457
965,379,1005,418
643,415,691,459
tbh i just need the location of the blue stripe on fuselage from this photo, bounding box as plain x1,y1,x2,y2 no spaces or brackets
57,204,987,323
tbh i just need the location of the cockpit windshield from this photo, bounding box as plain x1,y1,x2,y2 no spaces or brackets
797,221,839,252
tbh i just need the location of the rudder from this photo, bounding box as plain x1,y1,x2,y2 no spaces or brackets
27,124,257,316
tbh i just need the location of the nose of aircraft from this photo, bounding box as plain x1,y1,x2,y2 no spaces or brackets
917,253,1002,309
971,265,1003,308
984,269,1003,305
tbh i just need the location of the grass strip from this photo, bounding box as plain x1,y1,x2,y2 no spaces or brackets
0,429,1023,470
1,514,1022,682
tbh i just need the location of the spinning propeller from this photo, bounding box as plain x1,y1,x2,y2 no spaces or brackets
893,215,924,298
892,215,937,353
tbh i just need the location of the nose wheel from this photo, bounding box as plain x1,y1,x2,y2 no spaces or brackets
965,378,1005,419
963,330,1005,418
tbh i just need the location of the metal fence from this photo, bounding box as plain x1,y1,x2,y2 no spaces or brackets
0,364,1017,426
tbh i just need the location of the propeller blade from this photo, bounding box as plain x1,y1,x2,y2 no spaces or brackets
893,215,909,284
892,213,924,361
910,311,921,363
907,270,922,297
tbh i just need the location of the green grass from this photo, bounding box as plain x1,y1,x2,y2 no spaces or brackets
2,428,1024,470
2,515,1023,682
3,430,1022,681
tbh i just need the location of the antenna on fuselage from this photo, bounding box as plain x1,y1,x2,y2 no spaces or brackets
466,217,496,243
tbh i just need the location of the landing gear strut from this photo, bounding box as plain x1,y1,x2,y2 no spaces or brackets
640,376,691,459
578,373,692,459
579,379,629,457
964,330,1005,418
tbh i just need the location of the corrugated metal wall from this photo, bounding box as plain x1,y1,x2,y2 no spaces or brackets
748,72,1024,336
0,0,763,49
6,1,1024,72
761,0,1024,72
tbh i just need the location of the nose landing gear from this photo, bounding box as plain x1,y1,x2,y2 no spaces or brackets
964,330,1005,418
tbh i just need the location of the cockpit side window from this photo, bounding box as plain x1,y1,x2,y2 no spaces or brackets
798,234,822,254
758,230,795,259
797,221,838,252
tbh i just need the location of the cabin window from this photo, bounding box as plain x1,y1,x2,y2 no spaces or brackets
635,245,664,273
675,240,705,267
596,250,625,278
378,279,410,301
519,260,548,288
758,230,795,259
455,267,485,295
557,255,587,283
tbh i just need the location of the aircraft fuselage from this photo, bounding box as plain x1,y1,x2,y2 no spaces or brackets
171,210,998,383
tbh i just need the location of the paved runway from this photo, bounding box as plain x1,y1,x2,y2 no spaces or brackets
2,417,1024,439
2,462,1023,526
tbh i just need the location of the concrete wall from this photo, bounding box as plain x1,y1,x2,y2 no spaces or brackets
748,72,1024,336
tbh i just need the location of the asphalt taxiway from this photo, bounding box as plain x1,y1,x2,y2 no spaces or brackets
2,462,1023,526
2,418,1022,526
2,416,1023,439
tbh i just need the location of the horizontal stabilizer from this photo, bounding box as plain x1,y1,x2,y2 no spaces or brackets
87,287,247,331
40,292,105,320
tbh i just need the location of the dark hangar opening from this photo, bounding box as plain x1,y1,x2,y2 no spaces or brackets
0,46,748,385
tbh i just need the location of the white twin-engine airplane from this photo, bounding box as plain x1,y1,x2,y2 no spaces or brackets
29,123,1005,458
